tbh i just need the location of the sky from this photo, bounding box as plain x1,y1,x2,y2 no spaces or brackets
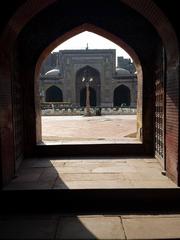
52,31,131,60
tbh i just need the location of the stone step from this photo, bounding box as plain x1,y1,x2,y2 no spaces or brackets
1,188,180,214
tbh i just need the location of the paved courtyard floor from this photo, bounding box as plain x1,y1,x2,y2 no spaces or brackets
41,115,138,144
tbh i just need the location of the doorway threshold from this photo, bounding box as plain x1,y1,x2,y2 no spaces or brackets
4,157,177,190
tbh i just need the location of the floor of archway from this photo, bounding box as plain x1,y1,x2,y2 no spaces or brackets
1,213,180,239
4,157,177,190
40,115,140,145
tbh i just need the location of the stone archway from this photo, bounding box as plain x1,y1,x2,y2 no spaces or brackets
45,86,63,102
113,85,131,107
76,66,100,107
80,87,97,107
0,0,179,186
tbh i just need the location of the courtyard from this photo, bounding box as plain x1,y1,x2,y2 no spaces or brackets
41,115,138,144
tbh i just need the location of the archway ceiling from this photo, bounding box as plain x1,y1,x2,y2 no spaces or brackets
16,0,160,65
152,0,179,40
0,1,178,39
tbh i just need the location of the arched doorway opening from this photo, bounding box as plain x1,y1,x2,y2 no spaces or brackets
76,65,101,107
45,86,63,102
80,87,97,107
37,27,141,145
38,32,139,146
113,85,131,107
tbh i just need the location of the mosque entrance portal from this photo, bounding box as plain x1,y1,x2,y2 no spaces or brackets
76,65,101,107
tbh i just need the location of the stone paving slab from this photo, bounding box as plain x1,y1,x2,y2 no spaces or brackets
53,179,133,189
92,166,137,173
4,181,53,190
38,167,58,182
59,173,126,181
12,168,43,183
56,166,92,173
122,216,180,239
56,216,125,239
131,180,177,188
58,161,128,167
0,217,58,239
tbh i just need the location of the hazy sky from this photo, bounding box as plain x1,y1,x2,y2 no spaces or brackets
52,31,131,60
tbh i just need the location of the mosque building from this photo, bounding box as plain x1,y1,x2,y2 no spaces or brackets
40,49,137,108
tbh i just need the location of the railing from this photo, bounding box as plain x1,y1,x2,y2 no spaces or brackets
41,102,72,110
41,102,136,116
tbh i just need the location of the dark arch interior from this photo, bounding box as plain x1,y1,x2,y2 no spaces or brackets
45,86,63,102
80,87,97,107
113,85,131,107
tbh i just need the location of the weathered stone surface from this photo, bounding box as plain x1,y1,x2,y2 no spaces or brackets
0,218,58,239
56,216,125,239
5,158,178,189
122,216,180,239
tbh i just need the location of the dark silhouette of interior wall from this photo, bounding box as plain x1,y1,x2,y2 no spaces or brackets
0,0,179,186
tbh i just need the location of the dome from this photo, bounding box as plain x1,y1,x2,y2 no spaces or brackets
116,67,131,76
44,68,61,77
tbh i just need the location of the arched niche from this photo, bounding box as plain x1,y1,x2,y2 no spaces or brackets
113,85,131,107
45,86,63,102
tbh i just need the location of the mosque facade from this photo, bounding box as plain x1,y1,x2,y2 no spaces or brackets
40,49,137,108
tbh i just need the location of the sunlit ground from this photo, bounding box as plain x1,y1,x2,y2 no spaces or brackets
41,115,139,145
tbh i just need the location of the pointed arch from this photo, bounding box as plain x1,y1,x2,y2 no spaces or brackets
35,23,142,79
